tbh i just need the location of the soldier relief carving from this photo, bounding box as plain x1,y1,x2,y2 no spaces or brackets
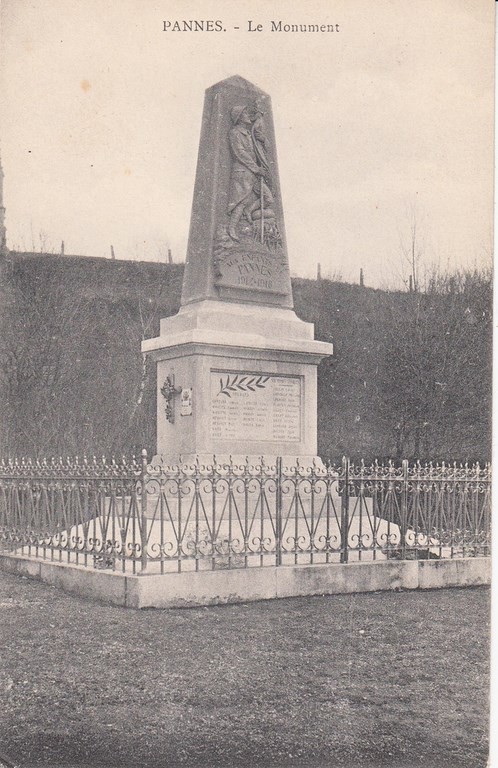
214,100,287,294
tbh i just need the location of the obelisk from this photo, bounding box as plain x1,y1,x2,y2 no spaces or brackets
181,76,293,308
143,76,333,464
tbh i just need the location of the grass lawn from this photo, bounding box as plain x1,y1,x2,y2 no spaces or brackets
0,572,489,768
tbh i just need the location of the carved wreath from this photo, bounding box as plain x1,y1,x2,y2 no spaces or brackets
218,374,270,398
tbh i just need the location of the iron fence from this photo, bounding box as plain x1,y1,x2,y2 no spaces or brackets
0,453,491,574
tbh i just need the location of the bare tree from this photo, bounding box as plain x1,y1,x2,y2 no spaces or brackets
0,255,94,456
397,202,430,293
379,267,491,459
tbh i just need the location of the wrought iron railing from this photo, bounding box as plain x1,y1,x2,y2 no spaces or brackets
0,453,491,574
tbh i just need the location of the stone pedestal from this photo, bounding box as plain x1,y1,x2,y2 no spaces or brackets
143,300,332,465
142,76,333,466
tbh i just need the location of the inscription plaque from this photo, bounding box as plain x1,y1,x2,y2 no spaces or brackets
214,245,288,295
211,372,301,442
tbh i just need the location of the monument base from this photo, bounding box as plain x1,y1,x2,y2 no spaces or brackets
142,300,333,460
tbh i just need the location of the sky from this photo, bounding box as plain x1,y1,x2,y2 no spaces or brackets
0,0,494,288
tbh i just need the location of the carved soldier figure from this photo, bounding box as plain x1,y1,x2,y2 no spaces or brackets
227,103,274,241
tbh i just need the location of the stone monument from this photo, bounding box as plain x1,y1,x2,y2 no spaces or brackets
142,76,333,464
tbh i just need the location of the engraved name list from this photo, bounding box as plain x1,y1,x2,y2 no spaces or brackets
211,372,301,443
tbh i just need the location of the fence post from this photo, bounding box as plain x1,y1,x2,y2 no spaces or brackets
340,456,350,564
400,459,408,559
140,449,148,573
275,456,282,566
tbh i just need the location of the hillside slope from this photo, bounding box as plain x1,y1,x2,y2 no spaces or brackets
0,253,491,462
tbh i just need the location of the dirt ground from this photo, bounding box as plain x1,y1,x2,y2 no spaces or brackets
0,571,490,768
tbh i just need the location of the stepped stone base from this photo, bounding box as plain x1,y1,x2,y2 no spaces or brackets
142,300,333,459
